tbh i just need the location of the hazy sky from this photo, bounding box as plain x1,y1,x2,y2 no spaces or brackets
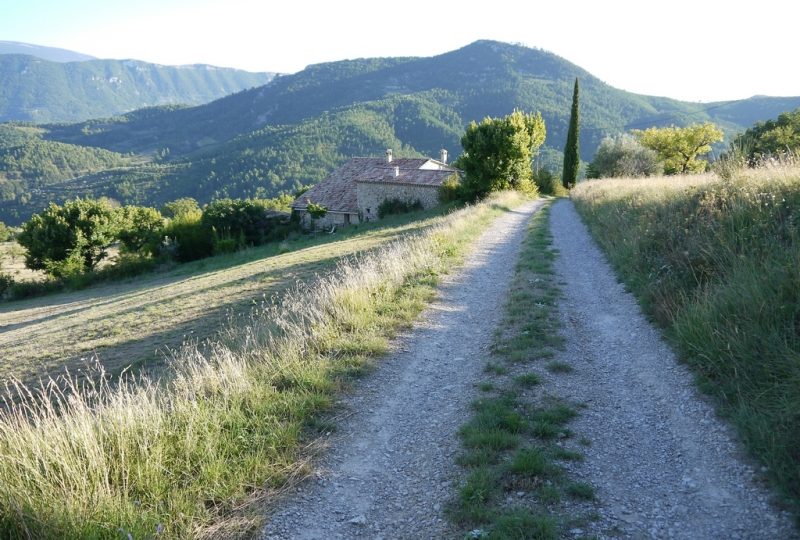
2,0,798,102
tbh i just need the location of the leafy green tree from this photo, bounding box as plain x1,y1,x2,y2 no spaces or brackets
562,78,580,188
732,108,800,160
163,208,211,262
116,206,164,255
456,110,546,199
633,123,723,174
160,197,200,219
202,198,285,248
17,198,119,276
587,134,662,178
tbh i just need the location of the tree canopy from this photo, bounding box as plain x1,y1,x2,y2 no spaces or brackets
732,108,800,161
457,110,546,199
17,198,119,277
116,206,164,255
633,123,723,175
160,197,200,219
587,134,662,178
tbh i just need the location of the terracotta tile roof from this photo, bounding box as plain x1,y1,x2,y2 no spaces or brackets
292,157,459,213
356,168,456,187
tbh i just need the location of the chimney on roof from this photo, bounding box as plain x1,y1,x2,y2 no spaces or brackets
386,149,393,163
394,166,400,177
440,149,448,164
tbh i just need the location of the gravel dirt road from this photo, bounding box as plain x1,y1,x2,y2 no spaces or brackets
547,199,796,539
261,200,545,539
261,198,797,539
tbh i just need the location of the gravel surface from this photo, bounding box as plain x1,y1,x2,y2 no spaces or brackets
548,199,797,539
261,200,545,540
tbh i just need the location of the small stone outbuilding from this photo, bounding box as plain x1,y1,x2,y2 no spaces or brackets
292,149,459,229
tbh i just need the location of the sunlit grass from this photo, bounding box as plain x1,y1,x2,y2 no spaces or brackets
0,192,528,538
572,164,800,519
0,204,459,385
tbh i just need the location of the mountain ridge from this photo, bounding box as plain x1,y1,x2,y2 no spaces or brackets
0,40,96,62
2,39,799,225
0,53,277,123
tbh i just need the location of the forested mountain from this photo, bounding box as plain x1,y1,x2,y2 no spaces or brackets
2,40,799,225
0,54,277,123
0,41,96,63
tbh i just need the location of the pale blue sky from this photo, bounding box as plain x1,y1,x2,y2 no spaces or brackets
1,0,798,102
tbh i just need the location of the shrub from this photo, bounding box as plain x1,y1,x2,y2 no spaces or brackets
438,175,462,203
202,198,289,249
0,272,13,298
533,168,567,196
377,198,424,219
211,228,243,254
305,201,327,220
587,134,662,179
163,209,212,262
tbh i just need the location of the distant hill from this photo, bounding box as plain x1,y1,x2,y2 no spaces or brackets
0,53,277,123
0,41,96,63
40,40,800,160
2,40,799,225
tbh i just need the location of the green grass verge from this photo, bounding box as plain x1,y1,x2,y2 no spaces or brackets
450,202,597,539
571,167,800,520
0,192,529,539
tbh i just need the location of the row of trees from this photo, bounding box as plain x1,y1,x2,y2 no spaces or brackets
17,195,294,279
455,101,797,188
587,123,724,179
586,107,800,180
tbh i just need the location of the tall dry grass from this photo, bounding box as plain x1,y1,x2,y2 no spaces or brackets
0,192,529,538
572,165,800,519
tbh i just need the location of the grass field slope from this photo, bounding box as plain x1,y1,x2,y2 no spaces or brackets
0,192,528,538
0,204,464,386
571,165,800,520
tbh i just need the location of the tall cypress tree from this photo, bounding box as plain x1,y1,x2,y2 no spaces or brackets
562,78,580,188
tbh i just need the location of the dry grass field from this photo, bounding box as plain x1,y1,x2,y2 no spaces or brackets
0,241,43,283
0,209,449,385
0,193,529,538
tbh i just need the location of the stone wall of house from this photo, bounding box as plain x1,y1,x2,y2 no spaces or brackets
297,210,358,230
356,182,441,221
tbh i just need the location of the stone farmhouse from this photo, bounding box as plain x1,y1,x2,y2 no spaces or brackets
292,149,459,229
